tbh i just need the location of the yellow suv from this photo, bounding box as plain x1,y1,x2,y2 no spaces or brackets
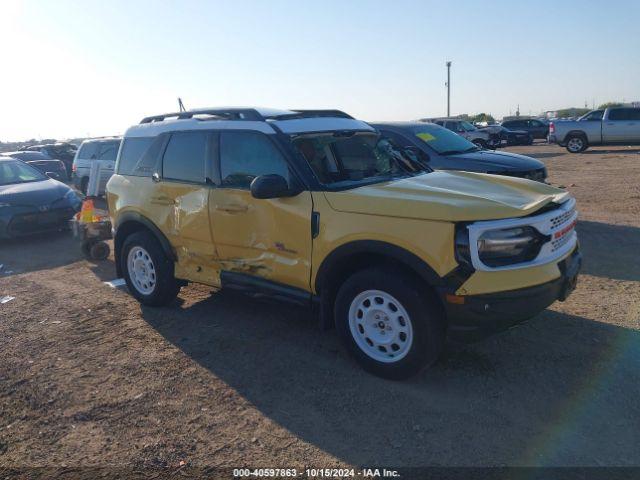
107,108,581,379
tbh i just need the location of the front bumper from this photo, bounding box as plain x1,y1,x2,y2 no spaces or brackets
444,246,582,341
0,205,79,238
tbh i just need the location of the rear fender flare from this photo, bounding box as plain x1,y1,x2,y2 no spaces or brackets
113,212,175,277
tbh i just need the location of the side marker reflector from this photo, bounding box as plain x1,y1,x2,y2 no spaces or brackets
446,294,465,305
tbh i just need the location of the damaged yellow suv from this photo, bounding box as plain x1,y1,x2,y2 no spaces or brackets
107,108,581,379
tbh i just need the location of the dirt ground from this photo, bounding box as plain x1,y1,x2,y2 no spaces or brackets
1,144,639,473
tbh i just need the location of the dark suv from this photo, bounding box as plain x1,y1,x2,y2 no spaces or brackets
371,122,547,182
501,119,549,139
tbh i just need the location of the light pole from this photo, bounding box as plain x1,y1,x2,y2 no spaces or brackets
446,61,452,117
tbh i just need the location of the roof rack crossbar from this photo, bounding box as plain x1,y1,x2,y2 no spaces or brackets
268,109,354,120
140,108,264,124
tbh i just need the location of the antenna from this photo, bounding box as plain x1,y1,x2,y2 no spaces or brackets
178,98,186,112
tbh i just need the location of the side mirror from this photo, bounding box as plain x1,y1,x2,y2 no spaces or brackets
46,171,61,180
250,174,299,199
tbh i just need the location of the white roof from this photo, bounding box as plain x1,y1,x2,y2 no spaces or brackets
124,107,374,138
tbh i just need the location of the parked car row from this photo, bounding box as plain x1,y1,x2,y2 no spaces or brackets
103,106,580,379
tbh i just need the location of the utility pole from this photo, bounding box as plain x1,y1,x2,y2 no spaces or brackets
446,61,452,116
178,98,186,112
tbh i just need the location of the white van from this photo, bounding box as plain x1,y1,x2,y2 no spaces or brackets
72,137,122,194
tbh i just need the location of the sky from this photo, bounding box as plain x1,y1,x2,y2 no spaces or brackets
1,0,639,140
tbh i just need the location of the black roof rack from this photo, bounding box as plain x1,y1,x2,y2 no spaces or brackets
140,108,354,124
140,108,264,124
267,109,354,120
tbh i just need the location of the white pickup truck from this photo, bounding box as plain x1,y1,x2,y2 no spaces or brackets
548,107,640,152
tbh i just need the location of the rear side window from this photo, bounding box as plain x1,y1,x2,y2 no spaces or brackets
219,131,289,189
162,131,207,183
77,142,99,160
96,141,120,161
609,108,640,121
117,137,154,176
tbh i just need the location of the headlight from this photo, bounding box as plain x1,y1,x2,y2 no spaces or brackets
64,190,81,206
0,202,11,208
477,226,544,267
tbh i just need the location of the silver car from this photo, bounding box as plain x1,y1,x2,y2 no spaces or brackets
72,137,122,194
421,118,493,149
549,107,640,152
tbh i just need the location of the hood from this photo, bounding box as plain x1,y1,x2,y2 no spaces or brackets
323,171,569,222
440,149,544,173
0,179,72,207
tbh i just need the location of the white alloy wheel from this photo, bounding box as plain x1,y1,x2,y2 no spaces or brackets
348,289,414,363
127,246,157,295
567,137,584,152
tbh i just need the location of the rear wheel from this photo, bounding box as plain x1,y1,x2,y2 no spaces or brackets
335,267,445,380
566,135,588,153
122,231,180,306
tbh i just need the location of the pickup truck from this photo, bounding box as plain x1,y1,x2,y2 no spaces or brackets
548,107,640,152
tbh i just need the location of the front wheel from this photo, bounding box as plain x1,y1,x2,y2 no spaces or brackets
122,231,180,306
335,268,445,380
565,135,588,153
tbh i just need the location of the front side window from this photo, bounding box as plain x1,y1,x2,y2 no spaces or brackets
220,131,290,189
292,132,428,188
162,131,207,183
580,110,604,121
0,160,46,186
445,121,460,132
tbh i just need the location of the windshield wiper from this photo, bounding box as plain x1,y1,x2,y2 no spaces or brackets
439,146,479,155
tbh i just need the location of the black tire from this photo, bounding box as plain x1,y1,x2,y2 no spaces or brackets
89,241,110,261
81,239,95,259
80,177,89,195
565,135,588,153
121,230,180,306
334,267,446,380
473,139,488,149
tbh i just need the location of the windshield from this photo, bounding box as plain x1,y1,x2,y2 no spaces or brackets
292,132,430,188
460,121,477,132
0,160,46,186
410,124,479,155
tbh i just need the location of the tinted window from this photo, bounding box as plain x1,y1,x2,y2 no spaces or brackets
117,137,154,175
220,131,289,189
581,110,604,121
162,131,207,183
96,141,120,161
78,142,99,160
445,122,460,132
609,108,640,121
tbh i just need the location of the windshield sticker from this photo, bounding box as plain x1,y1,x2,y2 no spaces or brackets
416,133,436,142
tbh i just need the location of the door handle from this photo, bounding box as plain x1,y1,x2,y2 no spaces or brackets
150,196,175,205
216,203,248,213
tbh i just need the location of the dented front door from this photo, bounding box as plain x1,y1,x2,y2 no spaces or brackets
208,131,313,292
